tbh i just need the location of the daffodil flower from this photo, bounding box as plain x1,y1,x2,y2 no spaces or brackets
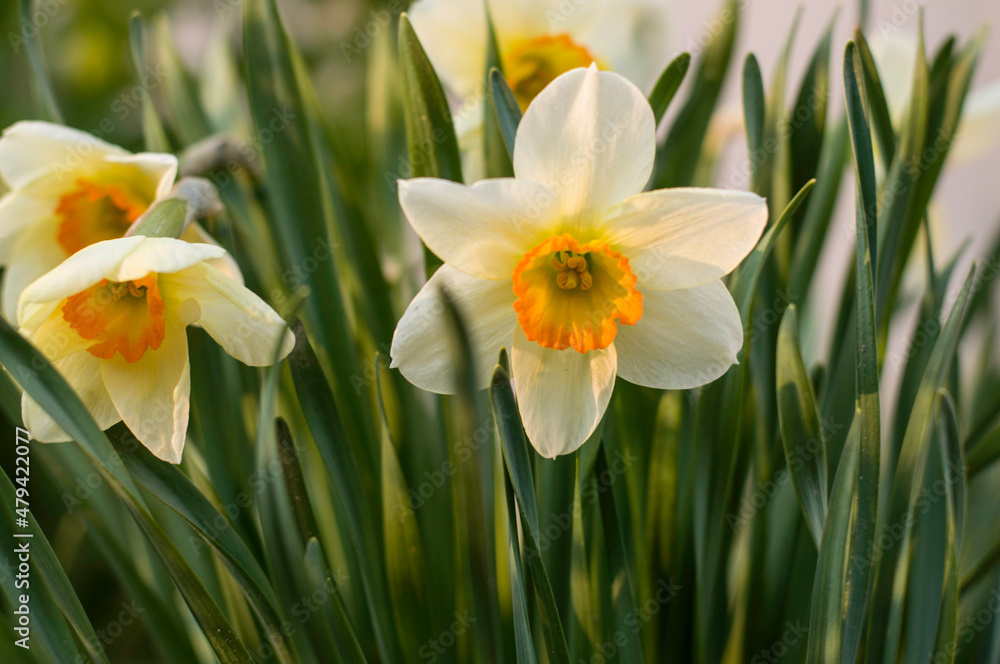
390,66,768,457
409,0,672,181
18,236,293,463
0,121,239,322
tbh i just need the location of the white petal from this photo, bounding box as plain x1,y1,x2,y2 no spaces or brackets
605,188,768,291
390,265,517,394
179,222,245,284
107,152,178,200
614,281,742,390
511,326,616,458
454,98,486,185
159,263,292,366
489,0,597,42
399,178,558,279
17,237,225,318
0,121,127,189
2,216,66,322
513,66,655,227
570,0,673,91
101,316,190,463
0,189,59,264
408,0,487,98
22,352,119,442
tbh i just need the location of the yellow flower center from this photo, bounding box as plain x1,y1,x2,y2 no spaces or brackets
56,179,149,255
512,234,642,353
62,273,166,363
503,35,599,111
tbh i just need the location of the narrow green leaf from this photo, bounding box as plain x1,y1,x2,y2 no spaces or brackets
303,539,369,664
742,54,765,192
776,304,828,547
504,472,539,664
491,363,571,664
853,29,896,165
806,413,860,664
18,0,62,123
128,12,171,153
842,42,881,664
0,317,255,664
649,52,691,126
490,69,522,161
790,13,835,196
398,13,463,182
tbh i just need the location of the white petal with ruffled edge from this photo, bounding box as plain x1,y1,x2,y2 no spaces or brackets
604,188,768,291
614,281,742,390
511,327,616,458
101,315,190,463
399,178,559,280
159,263,292,366
22,352,119,442
513,65,655,226
390,265,517,394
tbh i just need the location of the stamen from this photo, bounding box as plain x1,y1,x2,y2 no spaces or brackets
553,250,592,290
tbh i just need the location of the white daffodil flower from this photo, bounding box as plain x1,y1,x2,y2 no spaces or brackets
390,66,768,457
0,121,240,323
18,236,293,463
409,0,672,181
871,32,1000,164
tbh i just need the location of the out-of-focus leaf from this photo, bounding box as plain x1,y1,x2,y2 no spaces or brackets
776,304,828,547
654,0,740,187
649,52,691,126
790,13,835,197
931,393,963,664
128,12,170,153
154,16,211,146
18,0,62,123
303,539,368,664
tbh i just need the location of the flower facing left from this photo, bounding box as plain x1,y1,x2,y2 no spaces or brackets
18,235,294,463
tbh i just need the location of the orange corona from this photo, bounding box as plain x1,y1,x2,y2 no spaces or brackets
503,35,600,110
56,179,149,255
512,234,642,353
62,273,166,363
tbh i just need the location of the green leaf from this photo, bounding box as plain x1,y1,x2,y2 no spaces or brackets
805,413,860,664
930,392,962,664
128,12,171,153
108,425,296,664
492,363,571,664
789,13,835,197
0,468,107,664
842,42,881,664
865,265,977,663
505,473,539,664
153,15,211,146
398,13,464,183
287,322,399,662
654,0,740,187
649,52,691,126
18,0,62,123
776,304,828,547
483,8,513,178
490,69,522,161
741,54,765,192
0,317,256,664
303,539,369,664
853,29,896,165
243,0,372,451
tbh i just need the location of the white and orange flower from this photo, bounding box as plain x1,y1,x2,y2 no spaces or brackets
0,121,238,322
408,0,672,181
390,66,768,457
18,236,293,463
